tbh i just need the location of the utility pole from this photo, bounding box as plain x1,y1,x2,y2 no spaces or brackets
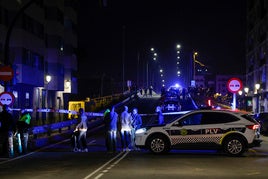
122,25,126,93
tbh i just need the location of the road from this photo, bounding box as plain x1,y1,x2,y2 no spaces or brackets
1,94,268,178
1,131,268,179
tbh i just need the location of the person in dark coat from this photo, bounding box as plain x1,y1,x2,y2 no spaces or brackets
0,105,16,157
131,108,142,150
104,106,119,152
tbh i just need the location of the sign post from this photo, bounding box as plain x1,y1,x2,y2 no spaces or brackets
227,78,243,110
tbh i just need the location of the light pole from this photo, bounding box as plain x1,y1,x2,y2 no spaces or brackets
122,25,126,93
244,87,249,111
192,52,198,87
147,48,157,88
238,90,243,110
255,83,260,114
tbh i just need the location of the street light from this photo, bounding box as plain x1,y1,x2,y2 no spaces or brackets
244,87,249,111
193,52,198,81
46,75,51,83
255,83,260,113
238,90,243,110
147,48,157,88
191,51,198,87
244,87,249,94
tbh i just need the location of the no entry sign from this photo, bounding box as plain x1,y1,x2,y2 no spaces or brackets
0,92,15,106
227,78,243,93
0,66,14,81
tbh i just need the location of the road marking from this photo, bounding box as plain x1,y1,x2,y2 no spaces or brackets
83,151,129,179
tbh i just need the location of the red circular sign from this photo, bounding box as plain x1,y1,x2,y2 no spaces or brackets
0,92,15,106
0,66,14,81
227,78,243,93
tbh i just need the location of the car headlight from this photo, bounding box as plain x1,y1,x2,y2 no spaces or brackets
135,128,147,134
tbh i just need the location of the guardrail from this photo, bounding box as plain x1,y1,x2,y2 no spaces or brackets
27,91,138,150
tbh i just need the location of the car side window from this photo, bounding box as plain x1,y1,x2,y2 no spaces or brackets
180,113,202,126
201,112,239,124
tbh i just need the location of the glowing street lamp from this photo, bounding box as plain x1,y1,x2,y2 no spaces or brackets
193,52,198,81
46,75,51,83
244,87,249,94
255,83,260,113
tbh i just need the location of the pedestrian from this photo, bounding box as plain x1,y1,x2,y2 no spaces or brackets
139,88,143,96
74,108,88,152
131,108,142,150
143,87,148,97
155,106,164,125
108,106,118,152
149,86,153,97
16,109,32,154
0,105,16,157
120,106,132,151
103,108,111,151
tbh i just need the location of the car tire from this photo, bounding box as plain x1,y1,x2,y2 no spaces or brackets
147,134,170,154
223,136,246,157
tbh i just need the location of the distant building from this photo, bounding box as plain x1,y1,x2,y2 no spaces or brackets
245,0,268,113
0,0,78,121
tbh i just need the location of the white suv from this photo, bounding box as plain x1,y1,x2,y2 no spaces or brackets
135,110,262,156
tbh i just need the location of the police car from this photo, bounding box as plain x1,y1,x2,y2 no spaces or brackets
135,110,262,156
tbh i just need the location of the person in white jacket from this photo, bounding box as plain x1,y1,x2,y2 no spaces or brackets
120,106,132,151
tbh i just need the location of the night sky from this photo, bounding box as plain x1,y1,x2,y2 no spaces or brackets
77,0,246,89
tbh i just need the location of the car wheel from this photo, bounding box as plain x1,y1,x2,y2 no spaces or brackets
223,136,246,156
147,135,170,154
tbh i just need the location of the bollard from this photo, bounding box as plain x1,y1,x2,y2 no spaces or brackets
17,133,23,154
8,132,14,158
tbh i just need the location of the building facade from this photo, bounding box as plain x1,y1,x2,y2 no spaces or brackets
246,0,268,113
0,0,78,121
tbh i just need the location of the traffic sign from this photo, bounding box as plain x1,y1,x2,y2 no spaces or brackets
227,78,243,93
0,92,15,106
0,66,14,81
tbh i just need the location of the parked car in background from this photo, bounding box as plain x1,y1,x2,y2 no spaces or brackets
254,112,268,135
162,100,181,112
135,109,262,156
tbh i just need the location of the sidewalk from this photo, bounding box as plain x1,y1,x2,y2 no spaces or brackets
260,135,268,142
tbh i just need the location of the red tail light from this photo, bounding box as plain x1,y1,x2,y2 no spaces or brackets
246,124,260,130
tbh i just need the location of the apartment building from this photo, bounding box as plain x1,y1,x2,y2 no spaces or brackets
0,0,78,120
246,0,268,113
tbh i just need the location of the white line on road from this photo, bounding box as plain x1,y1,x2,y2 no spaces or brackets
83,151,129,179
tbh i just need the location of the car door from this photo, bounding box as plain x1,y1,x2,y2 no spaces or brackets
166,112,203,149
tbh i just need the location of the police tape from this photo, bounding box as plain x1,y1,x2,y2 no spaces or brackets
10,108,104,117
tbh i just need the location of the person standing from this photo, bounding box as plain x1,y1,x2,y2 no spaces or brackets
156,106,164,125
108,106,118,153
75,108,88,152
0,105,16,157
103,108,111,151
131,108,142,150
120,106,132,151
16,109,31,154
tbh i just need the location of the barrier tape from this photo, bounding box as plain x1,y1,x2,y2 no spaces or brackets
10,108,104,117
